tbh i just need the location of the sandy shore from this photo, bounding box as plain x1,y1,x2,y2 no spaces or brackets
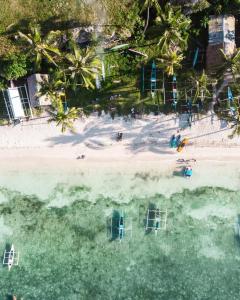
0,112,239,162
0,112,239,200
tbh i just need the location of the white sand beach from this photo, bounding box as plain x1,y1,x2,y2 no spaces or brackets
0,112,240,200
0,112,239,160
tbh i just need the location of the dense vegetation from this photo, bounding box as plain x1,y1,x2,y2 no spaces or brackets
0,0,240,133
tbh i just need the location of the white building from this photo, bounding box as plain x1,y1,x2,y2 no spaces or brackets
27,74,51,107
207,15,236,70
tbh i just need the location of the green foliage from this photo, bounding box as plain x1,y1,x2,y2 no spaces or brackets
190,70,211,102
191,0,210,12
0,53,28,80
65,40,101,90
156,4,191,51
48,100,83,133
18,24,61,71
102,0,142,39
104,51,143,78
0,119,9,126
157,49,184,76
219,48,240,80
0,0,93,31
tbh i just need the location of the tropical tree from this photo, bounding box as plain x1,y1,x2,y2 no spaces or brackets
48,100,83,133
18,24,61,71
38,70,68,102
158,49,184,76
191,70,211,103
141,0,161,35
219,106,240,138
229,112,240,138
178,0,210,14
1,53,28,81
65,41,101,89
156,3,191,51
220,48,240,80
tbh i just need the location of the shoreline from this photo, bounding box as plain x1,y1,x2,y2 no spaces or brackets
0,113,239,199
0,151,240,201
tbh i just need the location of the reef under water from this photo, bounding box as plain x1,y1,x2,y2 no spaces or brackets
0,184,240,300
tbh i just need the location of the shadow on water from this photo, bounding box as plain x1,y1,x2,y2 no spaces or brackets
107,210,120,241
1,243,11,269
6,295,16,300
234,214,240,246
172,167,184,177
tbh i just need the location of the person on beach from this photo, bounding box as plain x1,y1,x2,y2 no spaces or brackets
116,132,123,141
77,155,85,159
184,166,193,177
176,134,181,146
170,134,176,148
131,107,136,119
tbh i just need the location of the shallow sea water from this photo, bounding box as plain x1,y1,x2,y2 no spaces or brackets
0,170,240,299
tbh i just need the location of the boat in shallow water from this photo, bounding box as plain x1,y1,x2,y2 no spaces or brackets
3,244,19,271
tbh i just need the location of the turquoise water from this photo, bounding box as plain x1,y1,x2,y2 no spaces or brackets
0,183,240,299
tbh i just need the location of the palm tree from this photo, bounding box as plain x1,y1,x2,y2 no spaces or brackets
38,70,68,102
158,49,184,76
191,70,210,103
219,106,240,138
156,4,191,51
141,0,161,35
18,24,61,71
229,114,240,138
48,100,83,133
65,41,101,89
220,48,240,80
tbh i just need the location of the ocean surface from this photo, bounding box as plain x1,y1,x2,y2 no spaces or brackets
0,166,240,300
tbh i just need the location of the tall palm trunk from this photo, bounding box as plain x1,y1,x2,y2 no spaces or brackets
143,6,150,35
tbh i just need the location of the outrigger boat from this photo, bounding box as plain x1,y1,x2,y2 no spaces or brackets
119,212,125,241
145,207,168,234
108,210,132,242
3,244,19,271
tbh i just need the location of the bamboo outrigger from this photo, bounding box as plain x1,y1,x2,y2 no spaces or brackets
108,210,132,242
145,207,168,235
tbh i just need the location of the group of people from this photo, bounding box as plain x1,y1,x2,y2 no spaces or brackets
170,134,189,153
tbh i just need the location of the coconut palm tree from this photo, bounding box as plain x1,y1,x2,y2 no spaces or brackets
18,24,61,71
219,106,240,138
191,70,211,103
38,70,68,102
48,100,83,133
65,41,101,90
158,49,184,76
220,48,240,80
141,0,161,35
156,3,191,51
229,115,240,138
